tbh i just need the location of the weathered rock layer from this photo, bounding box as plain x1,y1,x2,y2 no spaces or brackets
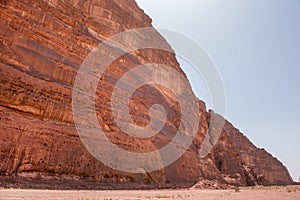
0,0,293,188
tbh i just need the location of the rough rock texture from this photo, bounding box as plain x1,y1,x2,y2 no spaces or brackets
0,0,293,188
209,114,293,186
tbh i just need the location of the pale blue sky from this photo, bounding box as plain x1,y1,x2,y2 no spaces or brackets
136,0,300,181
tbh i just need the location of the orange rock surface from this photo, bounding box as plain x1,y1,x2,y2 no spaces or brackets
0,0,293,189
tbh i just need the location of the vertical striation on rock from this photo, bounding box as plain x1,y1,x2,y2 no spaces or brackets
0,0,293,188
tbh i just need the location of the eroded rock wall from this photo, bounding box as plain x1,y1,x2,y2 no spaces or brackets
0,0,293,188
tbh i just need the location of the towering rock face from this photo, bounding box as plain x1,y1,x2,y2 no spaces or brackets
0,0,293,188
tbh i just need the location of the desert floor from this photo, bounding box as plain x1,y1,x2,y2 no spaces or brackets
0,186,299,200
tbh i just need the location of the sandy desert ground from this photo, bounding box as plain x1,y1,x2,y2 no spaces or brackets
0,186,300,200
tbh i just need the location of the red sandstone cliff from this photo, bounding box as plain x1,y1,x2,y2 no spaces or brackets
0,0,293,188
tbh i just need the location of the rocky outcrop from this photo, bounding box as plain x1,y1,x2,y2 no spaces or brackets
209,114,293,186
0,0,293,188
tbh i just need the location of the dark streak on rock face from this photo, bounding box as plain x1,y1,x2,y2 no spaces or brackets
0,0,293,189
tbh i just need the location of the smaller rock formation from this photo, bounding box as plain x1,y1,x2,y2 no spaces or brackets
192,178,229,190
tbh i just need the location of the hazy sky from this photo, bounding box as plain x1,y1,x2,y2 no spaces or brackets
136,0,300,181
